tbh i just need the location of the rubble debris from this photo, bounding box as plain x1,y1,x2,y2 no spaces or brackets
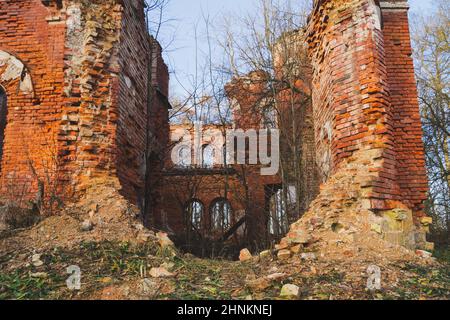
239,249,253,262
280,284,300,299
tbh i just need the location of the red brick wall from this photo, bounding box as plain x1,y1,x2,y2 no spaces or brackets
116,0,152,204
146,38,171,223
0,0,171,211
156,112,282,243
308,0,391,178
381,2,428,218
307,0,428,222
0,0,66,203
60,0,123,195
157,172,247,237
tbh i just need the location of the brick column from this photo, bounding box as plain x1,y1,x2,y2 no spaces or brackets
305,0,431,249
380,0,428,219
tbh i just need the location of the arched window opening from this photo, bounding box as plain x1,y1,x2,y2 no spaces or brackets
210,198,232,233
185,199,204,231
177,145,191,168
202,144,215,168
268,188,289,237
0,87,7,166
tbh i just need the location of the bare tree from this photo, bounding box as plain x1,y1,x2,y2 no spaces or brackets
161,0,320,254
219,0,317,225
412,0,450,245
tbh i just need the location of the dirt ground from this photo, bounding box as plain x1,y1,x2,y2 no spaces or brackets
0,211,448,300
0,181,448,300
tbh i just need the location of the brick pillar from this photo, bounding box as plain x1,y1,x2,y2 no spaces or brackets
306,0,431,249
307,0,393,189
380,0,428,219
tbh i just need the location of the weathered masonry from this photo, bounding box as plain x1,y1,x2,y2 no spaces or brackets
0,0,431,251
288,0,431,250
0,0,170,210
308,0,428,213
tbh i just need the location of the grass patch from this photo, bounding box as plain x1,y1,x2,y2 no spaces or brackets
0,269,65,300
434,247,450,264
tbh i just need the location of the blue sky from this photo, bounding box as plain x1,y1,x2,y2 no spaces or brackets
158,0,434,97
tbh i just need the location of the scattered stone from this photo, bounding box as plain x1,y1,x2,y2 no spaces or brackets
140,278,158,296
301,253,316,261
286,229,311,245
280,284,300,299
134,223,144,231
290,245,303,254
275,242,289,251
371,223,382,234
277,249,291,261
269,266,279,273
161,262,175,271
415,250,433,259
150,267,174,278
156,232,174,248
259,250,271,259
266,273,286,281
30,272,48,279
31,254,44,267
239,248,252,262
246,277,270,292
100,277,113,284
81,219,94,232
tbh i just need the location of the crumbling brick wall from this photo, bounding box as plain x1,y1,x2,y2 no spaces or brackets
0,0,170,212
0,0,430,251
0,0,66,204
116,1,156,205
61,0,123,193
146,39,171,223
301,0,430,249
380,0,428,218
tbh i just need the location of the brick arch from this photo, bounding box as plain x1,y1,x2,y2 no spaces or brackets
0,48,56,204
209,197,233,232
184,198,205,230
0,50,34,97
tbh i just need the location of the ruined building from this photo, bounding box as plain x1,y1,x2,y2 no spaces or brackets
0,0,432,253
154,74,286,255
0,0,170,213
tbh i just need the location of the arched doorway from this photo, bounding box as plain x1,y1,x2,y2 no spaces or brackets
210,198,232,235
0,86,7,168
202,144,215,168
185,199,204,232
268,188,289,238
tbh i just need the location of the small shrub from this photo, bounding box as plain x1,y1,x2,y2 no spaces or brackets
0,204,40,230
